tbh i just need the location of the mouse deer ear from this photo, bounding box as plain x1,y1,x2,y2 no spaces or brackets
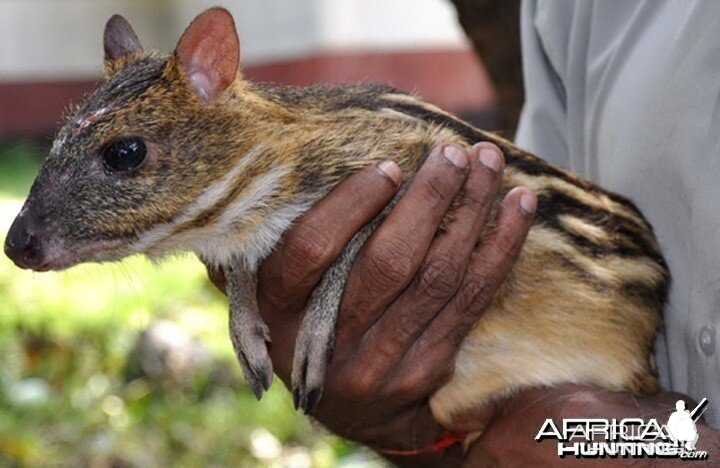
171,7,240,103
103,14,144,77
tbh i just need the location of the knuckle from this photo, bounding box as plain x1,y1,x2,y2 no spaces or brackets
362,238,416,290
415,256,463,301
284,224,336,272
393,315,426,346
456,276,493,317
462,181,497,212
387,370,428,399
460,192,487,213
490,229,522,260
373,339,400,364
336,371,382,399
420,175,455,207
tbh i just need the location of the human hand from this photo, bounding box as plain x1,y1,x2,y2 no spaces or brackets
469,384,720,466
206,143,536,465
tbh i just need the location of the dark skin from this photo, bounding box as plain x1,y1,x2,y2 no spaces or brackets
207,143,720,466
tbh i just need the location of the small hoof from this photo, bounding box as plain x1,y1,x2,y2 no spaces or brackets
291,332,333,414
231,323,274,400
303,387,322,415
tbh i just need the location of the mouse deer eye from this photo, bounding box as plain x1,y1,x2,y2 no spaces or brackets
102,137,147,172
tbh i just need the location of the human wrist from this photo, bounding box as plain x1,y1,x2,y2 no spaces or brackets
386,445,465,468
354,406,447,450
354,406,466,466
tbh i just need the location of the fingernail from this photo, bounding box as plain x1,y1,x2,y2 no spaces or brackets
377,160,402,186
443,145,469,168
519,191,537,215
478,148,503,172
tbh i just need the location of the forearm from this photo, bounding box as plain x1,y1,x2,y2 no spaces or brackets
696,423,720,458
463,385,720,465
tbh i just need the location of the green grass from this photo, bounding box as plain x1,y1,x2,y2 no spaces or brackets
0,141,43,199
0,144,383,466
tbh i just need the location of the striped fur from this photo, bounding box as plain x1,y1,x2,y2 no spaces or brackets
32,49,668,430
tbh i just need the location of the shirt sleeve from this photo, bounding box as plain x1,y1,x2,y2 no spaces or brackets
515,0,570,170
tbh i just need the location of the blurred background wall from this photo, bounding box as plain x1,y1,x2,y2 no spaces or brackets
0,0,499,138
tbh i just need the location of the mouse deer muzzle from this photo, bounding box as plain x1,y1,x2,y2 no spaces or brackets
4,206,48,271
4,195,129,272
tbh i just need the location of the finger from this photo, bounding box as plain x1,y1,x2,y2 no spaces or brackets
359,143,504,360
404,187,537,382
335,144,473,346
258,161,402,315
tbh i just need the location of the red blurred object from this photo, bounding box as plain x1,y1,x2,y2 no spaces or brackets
0,48,496,137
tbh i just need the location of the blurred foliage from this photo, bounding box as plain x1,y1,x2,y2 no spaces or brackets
0,143,383,467
0,141,44,199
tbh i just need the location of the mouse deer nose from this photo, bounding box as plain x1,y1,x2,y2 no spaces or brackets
4,211,46,270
